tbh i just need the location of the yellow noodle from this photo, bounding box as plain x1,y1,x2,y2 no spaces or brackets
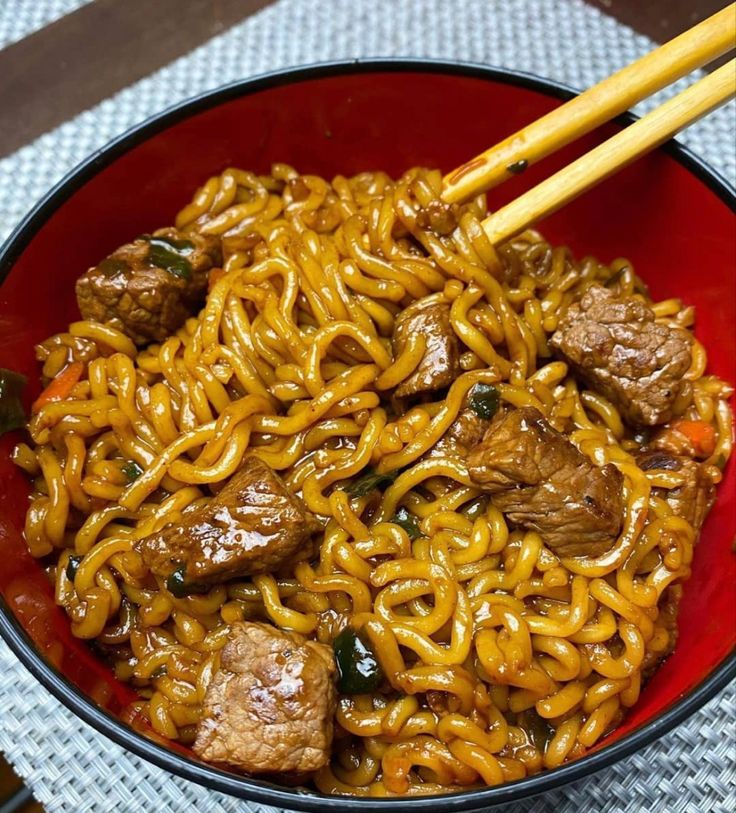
12,164,731,796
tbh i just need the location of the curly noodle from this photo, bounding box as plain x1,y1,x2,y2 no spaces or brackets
16,164,732,796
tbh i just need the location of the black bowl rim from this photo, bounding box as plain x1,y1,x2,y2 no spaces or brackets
0,58,734,812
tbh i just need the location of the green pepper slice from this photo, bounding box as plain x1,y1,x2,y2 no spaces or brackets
333,628,383,694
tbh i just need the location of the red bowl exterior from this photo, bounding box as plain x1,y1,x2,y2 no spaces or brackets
0,61,733,811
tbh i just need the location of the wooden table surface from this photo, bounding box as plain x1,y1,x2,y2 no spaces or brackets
0,0,731,810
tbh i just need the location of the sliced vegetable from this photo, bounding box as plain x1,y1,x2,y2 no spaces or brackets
345,467,399,498
65,554,83,583
333,628,383,694
96,257,129,277
671,419,716,457
391,506,422,539
462,496,488,522
0,368,27,435
165,565,210,598
143,234,195,280
32,361,84,413
468,382,500,420
518,709,554,753
121,460,144,482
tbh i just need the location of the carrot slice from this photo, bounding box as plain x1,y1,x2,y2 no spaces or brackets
671,418,716,457
32,361,84,412
208,267,226,292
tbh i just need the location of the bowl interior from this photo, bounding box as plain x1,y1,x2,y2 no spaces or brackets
0,65,734,801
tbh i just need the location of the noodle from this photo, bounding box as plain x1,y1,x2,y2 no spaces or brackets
15,164,732,794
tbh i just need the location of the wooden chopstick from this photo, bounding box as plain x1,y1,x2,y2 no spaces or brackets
442,4,736,205
479,59,736,246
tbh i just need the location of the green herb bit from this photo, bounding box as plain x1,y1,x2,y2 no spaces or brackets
468,382,500,420
345,467,399,498
151,665,168,679
391,506,422,539
0,368,27,436
121,460,144,482
65,555,83,583
141,233,195,252
462,496,488,522
518,709,554,753
165,565,210,598
97,257,130,277
143,234,195,280
506,159,528,175
333,628,383,694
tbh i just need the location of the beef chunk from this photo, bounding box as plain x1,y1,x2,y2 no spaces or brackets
637,450,715,532
137,456,321,585
467,407,624,557
549,285,693,426
421,399,491,498
194,622,337,774
428,406,490,460
76,227,221,345
392,295,460,398
416,200,461,236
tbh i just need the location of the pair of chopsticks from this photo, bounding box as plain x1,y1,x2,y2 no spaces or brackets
442,4,736,245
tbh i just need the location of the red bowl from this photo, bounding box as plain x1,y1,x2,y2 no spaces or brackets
0,61,734,811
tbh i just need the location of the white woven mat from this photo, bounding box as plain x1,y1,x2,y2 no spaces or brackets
0,1,734,811
0,0,90,48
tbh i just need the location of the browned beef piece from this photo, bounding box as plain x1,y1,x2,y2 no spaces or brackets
549,285,693,426
420,406,490,498
467,407,624,557
392,295,460,398
637,450,715,532
76,227,221,345
415,200,461,236
194,622,337,774
137,456,321,585
428,406,490,460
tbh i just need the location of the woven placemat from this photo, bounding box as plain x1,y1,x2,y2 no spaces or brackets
0,1,734,811
0,0,90,49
